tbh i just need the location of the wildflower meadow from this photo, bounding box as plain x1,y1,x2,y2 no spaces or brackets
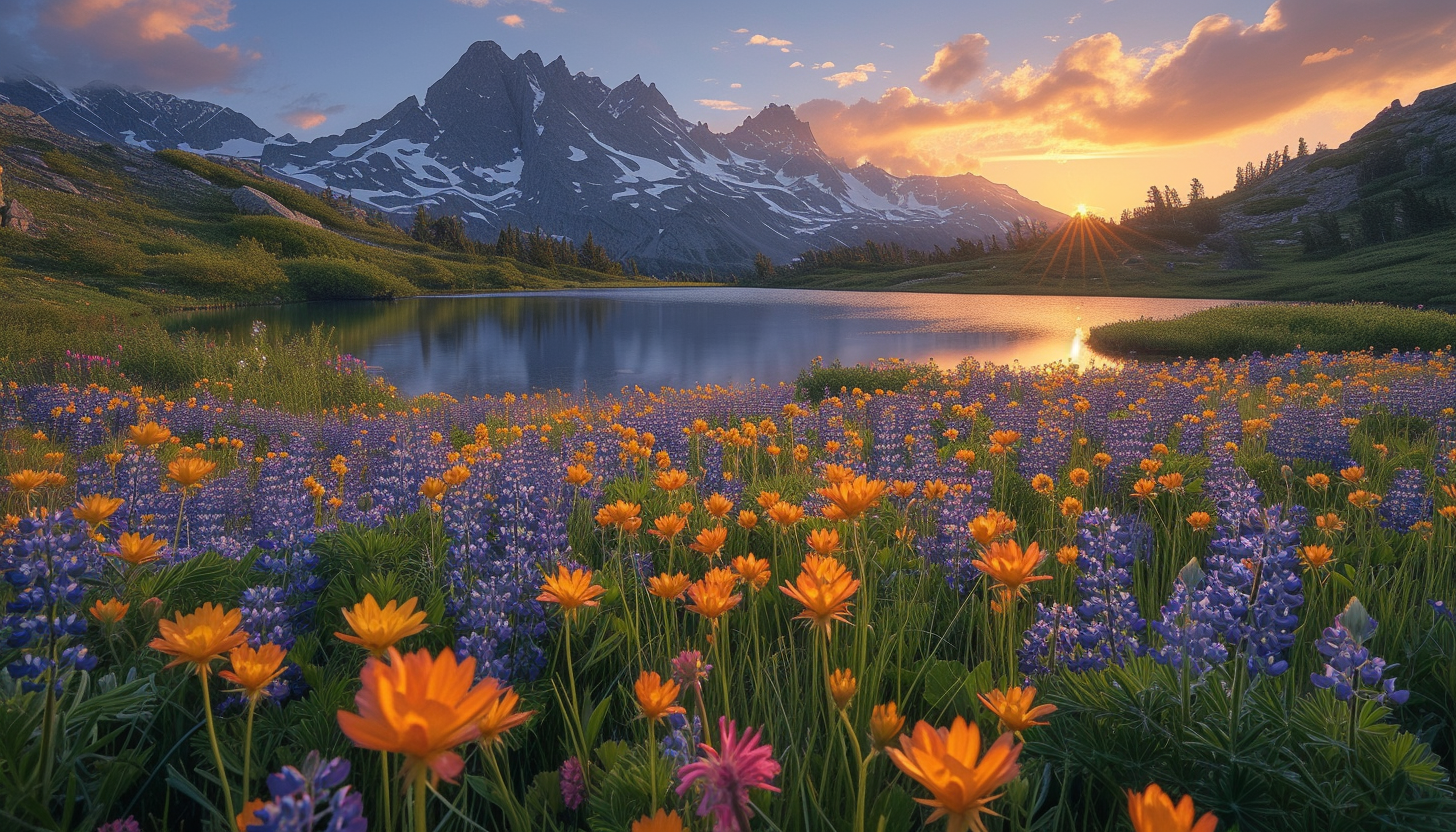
3,349,1456,832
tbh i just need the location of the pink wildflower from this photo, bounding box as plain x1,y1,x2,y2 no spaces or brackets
676,717,780,832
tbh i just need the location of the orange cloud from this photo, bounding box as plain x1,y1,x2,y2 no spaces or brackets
920,33,989,93
696,99,750,111
799,0,1456,176
747,34,792,47
31,0,253,89
281,110,328,130
498,13,524,26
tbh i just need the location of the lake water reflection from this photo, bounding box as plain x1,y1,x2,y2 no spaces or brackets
169,288,1236,398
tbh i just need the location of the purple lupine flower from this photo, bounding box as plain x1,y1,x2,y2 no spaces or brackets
1311,598,1408,705
242,751,366,832
660,712,704,770
559,756,586,810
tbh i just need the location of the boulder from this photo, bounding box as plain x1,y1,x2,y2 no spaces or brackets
2,198,37,233
231,185,323,229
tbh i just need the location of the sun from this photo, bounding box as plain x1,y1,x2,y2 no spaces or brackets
1075,203,1088,217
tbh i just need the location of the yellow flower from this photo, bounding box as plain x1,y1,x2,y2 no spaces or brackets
73,494,124,527
219,643,288,701
1127,784,1218,832
112,531,167,566
632,809,685,832
977,686,1056,733
817,475,886,520
337,648,496,785
90,598,130,625
685,568,742,621
167,456,217,489
780,554,859,639
537,566,606,619
829,668,857,711
634,670,686,722
336,595,429,657
869,702,907,750
648,572,691,601
128,422,173,447
887,717,1022,832
149,602,248,675
732,554,772,590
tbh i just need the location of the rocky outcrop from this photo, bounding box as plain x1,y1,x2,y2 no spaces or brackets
231,186,323,229
2,198,37,233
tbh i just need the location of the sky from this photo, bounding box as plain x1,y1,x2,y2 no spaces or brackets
2,0,1454,215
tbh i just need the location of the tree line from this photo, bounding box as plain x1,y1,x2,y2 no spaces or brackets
756,218,1051,278
408,207,639,276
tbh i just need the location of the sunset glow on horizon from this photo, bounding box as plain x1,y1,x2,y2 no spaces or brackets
2,0,1452,216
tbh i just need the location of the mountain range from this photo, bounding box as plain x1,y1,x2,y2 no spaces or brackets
0,41,1064,273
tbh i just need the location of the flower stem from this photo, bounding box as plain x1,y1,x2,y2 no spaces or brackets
380,751,393,832
647,718,659,813
198,671,236,826
413,771,427,832
242,698,256,804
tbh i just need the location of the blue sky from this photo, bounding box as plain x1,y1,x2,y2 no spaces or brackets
4,0,1453,213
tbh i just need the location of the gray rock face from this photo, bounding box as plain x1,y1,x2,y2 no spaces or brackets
0,76,274,158
2,198,36,233
232,186,323,229
263,40,1066,273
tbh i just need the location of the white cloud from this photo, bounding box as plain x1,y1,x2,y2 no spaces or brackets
451,0,490,5
789,61,804,68
1067,12,1082,24
730,82,742,88
731,27,749,33
697,98,750,111
880,42,895,49
747,34,792,47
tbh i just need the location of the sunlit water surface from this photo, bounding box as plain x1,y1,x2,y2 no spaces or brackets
169,288,1236,398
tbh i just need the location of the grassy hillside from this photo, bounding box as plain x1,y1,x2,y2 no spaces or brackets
0,107,672,399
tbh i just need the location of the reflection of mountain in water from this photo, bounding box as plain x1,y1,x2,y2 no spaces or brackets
169,290,1234,397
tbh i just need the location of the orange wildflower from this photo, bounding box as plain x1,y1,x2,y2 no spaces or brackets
970,540,1050,599
891,480,919,499
73,494,124,527
1127,784,1218,832
564,464,593,487
6,469,49,496
1157,473,1185,493
1340,465,1366,484
634,670,686,722
829,668,857,710
869,702,907,750
167,456,217,489
1301,544,1336,570
806,527,842,556
419,477,447,502
685,569,742,621
336,595,429,657
1131,478,1157,500
128,422,173,447
703,493,734,519
1055,545,1080,567
977,686,1056,733
538,566,606,618
989,430,1021,447
923,479,949,501
442,465,471,486
732,554,772,590
1186,512,1212,531
649,513,688,541
1067,468,1091,488
1030,474,1055,496
1306,473,1330,490
736,509,759,530
220,643,288,700
149,602,248,675
688,525,729,558
89,598,129,625
767,501,804,528
1348,490,1382,510
596,500,643,529
1315,512,1346,535
648,572,691,601
112,531,167,566
755,490,782,510
822,463,856,485
887,717,1022,832
337,647,496,785
780,555,859,638
1058,497,1083,518
655,468,689,492
1092,452,1113,469
818,475,886,520
475,677,533,747
632,809,685,832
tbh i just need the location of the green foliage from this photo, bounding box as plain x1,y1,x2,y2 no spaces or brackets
1086,303,1456,358
282,257,418,300
795,358,941,403
147,237,288,296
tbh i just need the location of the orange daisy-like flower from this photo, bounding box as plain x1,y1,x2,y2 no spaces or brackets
988,430,1021,447
818,475,886,520
977,686,1056,734
968,510,1016,546
805,527,842,556
128,422,173,447
337,647,496,785
732,554,772,590
1186,512,1212,531
923,479,949,501
1340,465,1366,484
596,500,643,530
654,468,689,492
648,572,691,601
887,717,1022,832
829,668,857,711
1140,458,1163,475
755,490,782,510
1157,473,1185,493
703,493,734,519
632,809,685,832
219,642,288,701
442,465,471,487
1067,468,1091,488
537,565,606,618
6,469,50,496
822,463,856,485
73,494,124,527
1348,490,1382,510
336,594,429,657
688,525,729,558
891,479,919,499
1058,497,1083,518
1314,512,1346,535
1306,473,1330,490
475,677,534,747
737,509,759,530
767,501,805,528
90,598,129,625
1131,478,1157,500
649,513,688,541
168,456,217,489
149,602,248,675
685,569,742,621
563,464,593,488
1092,452,1113,469
112,531,167,566
869,702,907,750
780,554,859,639
970,540,1050,600
1127,784,1218,832
419,477,447,502
1055,545,1080,567
1030,474,1055,496
634,670,686,722
1300,544,1336,570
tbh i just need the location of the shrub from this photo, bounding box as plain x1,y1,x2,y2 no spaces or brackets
229,216,352,259
282,257,417,300
147,238,288,296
